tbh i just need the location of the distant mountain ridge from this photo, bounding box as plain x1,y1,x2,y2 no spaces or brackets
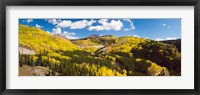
161,39,181,52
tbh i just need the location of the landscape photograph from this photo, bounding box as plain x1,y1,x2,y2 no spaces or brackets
19,18,181,76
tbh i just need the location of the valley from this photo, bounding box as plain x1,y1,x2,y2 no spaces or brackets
19,24,181,76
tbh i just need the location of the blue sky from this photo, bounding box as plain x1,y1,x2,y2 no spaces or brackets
19,18,181,40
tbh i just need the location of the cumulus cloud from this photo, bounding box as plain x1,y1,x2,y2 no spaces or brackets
88,19,123,31
70,20,88,29
27,19,33,23
63,31,76,36
55,19,96,29
46,19,61,25
62,31,78,39
88,26,104,31
70,19,96,29
98,19,108,25
49,28,78,39
56,20,72,28
47,19,123,31
123,19,135,31
35,24,43,29
52,27,62,34
87,19,96,26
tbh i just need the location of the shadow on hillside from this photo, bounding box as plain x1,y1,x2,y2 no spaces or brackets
54,50,119,70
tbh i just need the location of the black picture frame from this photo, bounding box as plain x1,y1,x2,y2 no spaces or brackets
0,0,200,95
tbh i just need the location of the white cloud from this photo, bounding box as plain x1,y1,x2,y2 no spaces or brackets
62,31,78,39
155,37,178,41
162,23,171,29
50,28,78,39
56,20,72,28
166,37,177,40
63,31,76,36
46,19,61,25
52,19,96,29
124,28,130,31
35,24,43,29
70,20,88,29
55,19,96,29
98,19,108,25
133,35,140,38
123,19,135,31
88,19,123,31
155,38,163,41
87,19,96,26
46,31,50,34
27,19,33,23
52,27,62,34
162,24,166,26
88,26,104,31
23,19,33,23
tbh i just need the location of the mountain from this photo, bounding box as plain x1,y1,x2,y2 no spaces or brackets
71,35,117,46
19,24,81,53
71,36,181,76
19,25,125,76
130,40,181,75
71,35,117,52
99,36,181,75
161,39,181,52
19,24,181,76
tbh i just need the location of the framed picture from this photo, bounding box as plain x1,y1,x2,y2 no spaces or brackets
1,0,200,94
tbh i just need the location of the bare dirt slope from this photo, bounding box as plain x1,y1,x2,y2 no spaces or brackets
19,65,58,76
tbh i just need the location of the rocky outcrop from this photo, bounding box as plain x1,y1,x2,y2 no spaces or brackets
19,65,59,76
19,47,35,55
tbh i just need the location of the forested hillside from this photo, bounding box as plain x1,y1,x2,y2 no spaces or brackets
19,24,181,76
